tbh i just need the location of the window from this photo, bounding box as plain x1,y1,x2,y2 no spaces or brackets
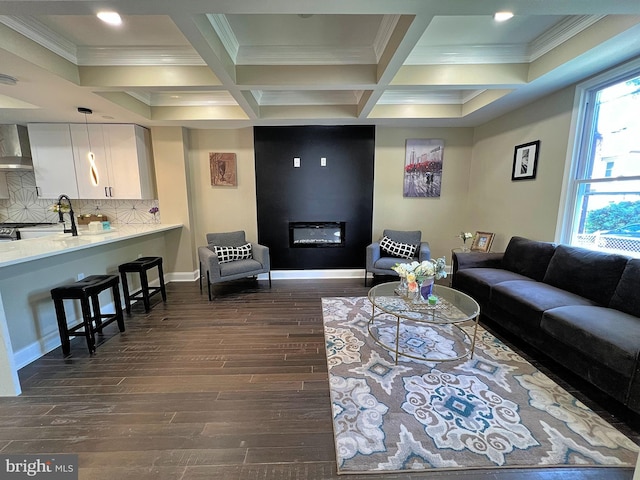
561,59,640,257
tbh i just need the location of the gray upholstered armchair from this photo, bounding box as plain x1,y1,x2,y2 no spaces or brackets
198,231,271,300
365,229,430,286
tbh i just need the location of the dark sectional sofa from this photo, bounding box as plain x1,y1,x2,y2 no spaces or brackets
452,236,640,415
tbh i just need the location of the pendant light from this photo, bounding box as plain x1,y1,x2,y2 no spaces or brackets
78,107,99,186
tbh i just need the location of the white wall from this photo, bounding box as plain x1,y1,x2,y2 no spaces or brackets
374,127,475,259
469,86,575,251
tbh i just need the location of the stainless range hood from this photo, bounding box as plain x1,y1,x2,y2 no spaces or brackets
0,124,33,170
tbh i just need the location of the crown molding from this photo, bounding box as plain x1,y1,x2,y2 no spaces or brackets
125,91,151,105
373,14,400,61
206,13,239,62
77,46,205,66
378,89,473,105
236,46,377,65
405,44,528,65
528,15,604,61
253,90,360,105
0,15,77,63
404,15,603,66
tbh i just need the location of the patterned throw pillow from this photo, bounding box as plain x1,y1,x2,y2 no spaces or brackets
211,243,253,263
379,235,417,259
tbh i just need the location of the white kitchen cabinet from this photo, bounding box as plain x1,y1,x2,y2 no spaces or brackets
27,124,79,199
72,124,155,199
28,123,155,200
0,172,8,199
103,124,155,199
70,123,109,199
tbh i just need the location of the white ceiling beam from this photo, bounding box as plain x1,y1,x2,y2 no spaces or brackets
358,14,434,118
171,13,260,120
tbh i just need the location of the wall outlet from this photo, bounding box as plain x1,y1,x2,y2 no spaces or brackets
294,157,301,168
321,157,327,166
77,273,84,281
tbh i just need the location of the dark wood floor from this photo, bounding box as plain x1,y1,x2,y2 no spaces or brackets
1,278,637,480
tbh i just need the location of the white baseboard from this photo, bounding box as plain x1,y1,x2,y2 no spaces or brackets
14,294,139,370
13,331,61,370
166,270,198,282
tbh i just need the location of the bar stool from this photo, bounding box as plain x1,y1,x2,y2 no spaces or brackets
51,275,125,356
118,256,167,314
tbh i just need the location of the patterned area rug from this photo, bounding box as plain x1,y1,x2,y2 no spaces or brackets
322,296,639,474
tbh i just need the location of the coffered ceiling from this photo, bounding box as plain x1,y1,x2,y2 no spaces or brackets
0,0,639,129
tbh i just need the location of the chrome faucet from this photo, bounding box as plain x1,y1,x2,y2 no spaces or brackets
56,194,78,237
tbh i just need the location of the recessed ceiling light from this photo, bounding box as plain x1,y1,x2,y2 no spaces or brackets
494,11,514,22
97,11,122,26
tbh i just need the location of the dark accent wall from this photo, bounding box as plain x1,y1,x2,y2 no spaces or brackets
255,126,375,270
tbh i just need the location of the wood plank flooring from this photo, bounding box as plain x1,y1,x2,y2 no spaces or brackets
1,278,638,479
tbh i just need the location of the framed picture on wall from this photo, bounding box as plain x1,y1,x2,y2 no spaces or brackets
210,152,237,186
471,231,495,252
403,138,444,197
512,140,540,181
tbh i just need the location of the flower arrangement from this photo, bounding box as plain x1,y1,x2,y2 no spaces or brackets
393,258,447,296
149,206,159,223
457,231,473,244
393,258,447,281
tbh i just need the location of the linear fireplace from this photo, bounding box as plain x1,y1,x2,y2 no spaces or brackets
289,222,345,248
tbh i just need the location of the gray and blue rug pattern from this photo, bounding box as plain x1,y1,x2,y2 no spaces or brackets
322,296,638,474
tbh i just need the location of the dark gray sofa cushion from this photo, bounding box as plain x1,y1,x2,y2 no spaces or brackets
609,259,640,317
502,236,556,281
543,245,629,306
491,280,597,329
383,229,421,249
453,268,533,305
541,306,640,378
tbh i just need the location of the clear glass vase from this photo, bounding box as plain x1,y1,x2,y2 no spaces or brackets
398,275,408,296
417,276,435,302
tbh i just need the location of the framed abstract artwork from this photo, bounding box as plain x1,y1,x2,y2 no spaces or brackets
210,152,237,186
403,139,444,197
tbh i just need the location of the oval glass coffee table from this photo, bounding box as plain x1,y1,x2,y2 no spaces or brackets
367,281,480,364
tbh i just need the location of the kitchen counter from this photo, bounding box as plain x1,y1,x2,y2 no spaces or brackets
0,223,183,396
0,223,182,268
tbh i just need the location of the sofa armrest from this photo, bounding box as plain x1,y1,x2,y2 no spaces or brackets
454,251,504,273
366,242,382,269
418,242,431,262
198,246,222,281
251,243,270,270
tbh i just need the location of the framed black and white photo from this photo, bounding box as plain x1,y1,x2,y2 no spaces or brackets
511,140,540,181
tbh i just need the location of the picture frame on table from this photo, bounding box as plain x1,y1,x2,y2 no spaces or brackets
511,140,540,181
471,231,495,253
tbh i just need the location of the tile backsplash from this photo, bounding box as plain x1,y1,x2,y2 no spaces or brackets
0,171,160,224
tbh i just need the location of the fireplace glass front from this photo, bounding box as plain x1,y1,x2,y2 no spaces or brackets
289,222,345,248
